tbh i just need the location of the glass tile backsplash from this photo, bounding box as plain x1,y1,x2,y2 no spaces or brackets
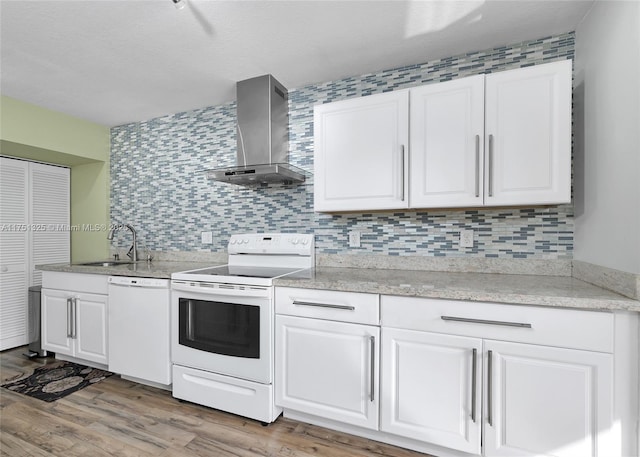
111,32,574,258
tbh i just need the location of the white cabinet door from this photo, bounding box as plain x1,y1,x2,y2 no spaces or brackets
41,288,74,356
409,75,485,208
314,91,409,212
41,288,108,364
484,340,614,457
0,158,29,350
75,293,108,365
484,60,572,206
275,315,379,430
381,327,482,454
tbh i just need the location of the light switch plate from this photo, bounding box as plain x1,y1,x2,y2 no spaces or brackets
460,229,474,248
201,231,213,244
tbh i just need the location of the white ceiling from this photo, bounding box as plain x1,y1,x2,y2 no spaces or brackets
1,0,594,127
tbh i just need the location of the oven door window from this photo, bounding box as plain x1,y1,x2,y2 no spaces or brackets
178,298,260,358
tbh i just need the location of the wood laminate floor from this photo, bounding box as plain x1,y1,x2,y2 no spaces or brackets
0,347,431,457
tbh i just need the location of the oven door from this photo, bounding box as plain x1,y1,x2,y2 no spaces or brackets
171,280,273,384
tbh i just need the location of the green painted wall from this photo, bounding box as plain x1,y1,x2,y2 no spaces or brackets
0,96,111,262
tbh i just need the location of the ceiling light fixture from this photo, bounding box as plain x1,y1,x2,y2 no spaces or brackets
172,0,186,10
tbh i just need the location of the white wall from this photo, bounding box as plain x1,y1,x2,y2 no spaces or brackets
573,0,640,274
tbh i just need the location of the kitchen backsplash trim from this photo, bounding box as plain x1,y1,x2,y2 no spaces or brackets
572,260,640,300
111,32,575,260
317,254,572,277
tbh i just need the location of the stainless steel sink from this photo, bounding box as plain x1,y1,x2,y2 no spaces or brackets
78,261,135,267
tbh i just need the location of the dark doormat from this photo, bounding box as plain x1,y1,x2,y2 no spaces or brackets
1,360,114,402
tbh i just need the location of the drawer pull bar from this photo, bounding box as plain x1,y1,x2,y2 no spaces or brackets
441,316,532,328
292,301,355,311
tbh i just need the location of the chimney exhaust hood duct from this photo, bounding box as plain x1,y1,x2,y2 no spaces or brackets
208,75,306,185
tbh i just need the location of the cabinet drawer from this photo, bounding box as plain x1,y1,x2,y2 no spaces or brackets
42,271,108,295
275,287,379,325
381,295,614,353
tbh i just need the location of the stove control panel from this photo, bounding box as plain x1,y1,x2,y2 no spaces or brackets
228,233,314,256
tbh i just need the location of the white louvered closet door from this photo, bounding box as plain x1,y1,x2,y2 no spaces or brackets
0,157,70,350
0,158,29,350
30,162,70,286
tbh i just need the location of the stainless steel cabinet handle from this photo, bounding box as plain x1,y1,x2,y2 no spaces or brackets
400,145,406,202
72,298,78,339
474,135,480,198
369,336,375,402
488,134,494,197
441,316,532,329
66,298,73,338
292,301,355,311
488,350,493,426
471,348,477,423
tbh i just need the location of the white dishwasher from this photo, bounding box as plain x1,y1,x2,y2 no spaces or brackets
108,276,171,388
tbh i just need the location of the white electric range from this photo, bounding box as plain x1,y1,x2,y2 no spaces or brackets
170,233,314,423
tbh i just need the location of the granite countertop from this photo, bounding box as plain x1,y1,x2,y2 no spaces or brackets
39,261,640,312
273,267,640,313
37,260,218,279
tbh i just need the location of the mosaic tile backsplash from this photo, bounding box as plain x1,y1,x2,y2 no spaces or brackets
111,32,574,259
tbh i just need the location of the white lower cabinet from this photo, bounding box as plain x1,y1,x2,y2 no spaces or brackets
41,272,108,365
42,289,108,365
381,328,482,454
275,287,637,457
276,315,379,429
484,340,613,457
275,287,380,429
381,327,615,457
380,295,633,457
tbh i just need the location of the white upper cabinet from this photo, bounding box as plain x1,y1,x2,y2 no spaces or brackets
313,60,572,212
409,75,485,208
314,90,409,212
484,60,572,206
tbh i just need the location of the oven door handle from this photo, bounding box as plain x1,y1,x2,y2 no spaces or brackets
171,281,269,298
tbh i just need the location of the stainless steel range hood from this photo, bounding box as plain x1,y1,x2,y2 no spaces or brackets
208,75,306,185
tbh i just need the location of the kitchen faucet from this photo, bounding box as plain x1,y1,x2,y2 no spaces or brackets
107,223,138,262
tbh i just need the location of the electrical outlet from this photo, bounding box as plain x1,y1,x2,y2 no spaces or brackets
348,230,361,248
201,231,213,244
460,229,474,248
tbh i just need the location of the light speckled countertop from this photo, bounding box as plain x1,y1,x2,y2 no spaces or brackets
37,261,218,279
273,267,640,312
38,262,639,312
